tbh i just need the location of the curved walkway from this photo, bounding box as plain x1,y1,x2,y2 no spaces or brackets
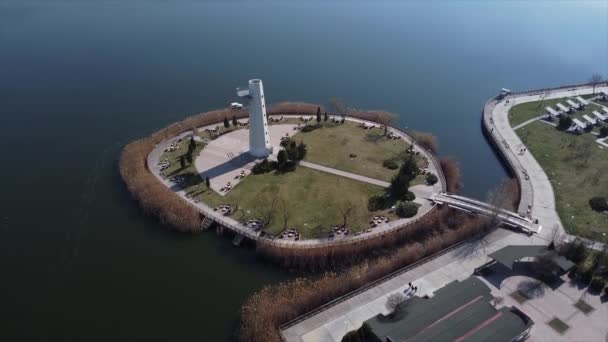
484,83,607,248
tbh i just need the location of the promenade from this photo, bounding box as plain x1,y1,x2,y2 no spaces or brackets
486,83,608,247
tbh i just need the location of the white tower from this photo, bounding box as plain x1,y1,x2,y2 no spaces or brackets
237,79,271,158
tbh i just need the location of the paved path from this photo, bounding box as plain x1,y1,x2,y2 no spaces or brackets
513,115,543,130
485,84,608,245
299,161,391,188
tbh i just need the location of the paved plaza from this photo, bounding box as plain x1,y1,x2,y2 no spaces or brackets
194,124,295,195
479,263,608,342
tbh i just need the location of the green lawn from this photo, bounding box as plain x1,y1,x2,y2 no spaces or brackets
159,138,205,179
517,121,608,239
509,98,565,127
510,97,608,135
194,167,389,238
293,121,424,183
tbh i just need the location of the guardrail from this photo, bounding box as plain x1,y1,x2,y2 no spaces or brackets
482,96,533,217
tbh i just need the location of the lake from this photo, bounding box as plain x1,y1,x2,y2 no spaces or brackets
0,0,606,340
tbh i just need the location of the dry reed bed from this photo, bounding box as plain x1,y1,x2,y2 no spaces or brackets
239,208,491,342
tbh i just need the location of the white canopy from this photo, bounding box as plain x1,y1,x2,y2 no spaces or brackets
576,96,589,105
572,118,586,129
556,103,570,112
592,111,606,121
582,115,597,125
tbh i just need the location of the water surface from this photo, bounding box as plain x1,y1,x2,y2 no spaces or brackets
0,1,606,340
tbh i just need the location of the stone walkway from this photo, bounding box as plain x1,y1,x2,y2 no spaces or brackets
299,161,391,188
513,115,543,130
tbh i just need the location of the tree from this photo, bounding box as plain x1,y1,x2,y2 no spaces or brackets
316,106,321,123
557,115,573,130
205,176,210,188
485,179,514,229
297,141,307,160
280,199,290,231
180,155,186,169
338,202,353,227
189,135,196,151
224,116,230,128
257,197,278,227
185,150,193,164
232,115,238,126
590,73,603,94
371,111,396,136
389,157,417,199
277,149,288,170
396,201,418,218
599,126,608,138
329,97,349,120
324,111,328,122
385,293,405,315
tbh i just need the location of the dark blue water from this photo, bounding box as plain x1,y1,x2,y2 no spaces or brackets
1,1,606,340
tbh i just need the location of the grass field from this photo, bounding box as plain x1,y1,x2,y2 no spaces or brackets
510,96,608,135
158,120,425,239
517,121,608,239
194,167,389,238
293,121,424,183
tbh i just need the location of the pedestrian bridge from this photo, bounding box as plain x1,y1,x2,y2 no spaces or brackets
431,193,539,234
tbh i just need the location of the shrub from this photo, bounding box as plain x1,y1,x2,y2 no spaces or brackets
403,191,415,202
252,159,275,174
383,159,399,170
301,124,319,132
368,194,390,211
439,157,461,193
426,173,438,185
557,116,573,130
589,277,606,293
589,197,608,212
396,201,419,218
413,132,439,154
561,240,588,263
578,268,593,285
599,126,608,138
605,286,608,297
